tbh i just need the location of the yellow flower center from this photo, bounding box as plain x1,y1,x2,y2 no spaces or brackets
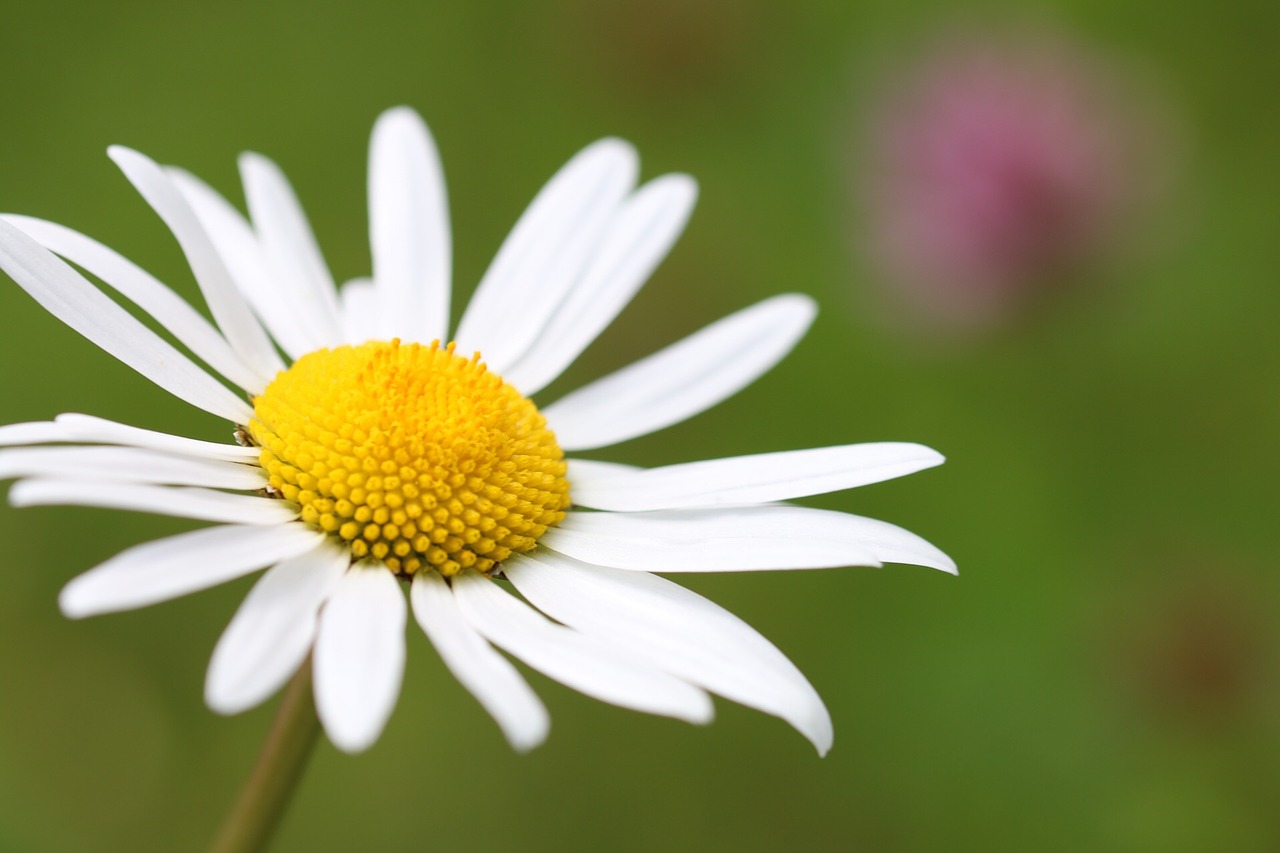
249,340,570,576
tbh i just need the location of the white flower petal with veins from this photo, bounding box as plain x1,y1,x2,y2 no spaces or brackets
368,107,451,344
411,572,550,752
1,214,267,394
239,151,343,342
207,541,348,714
0,219,254,423
506,551,833,754
568,442,945,511
455,137,637,373
543,294,816,450
453,570,714,725
314,563,407,753
59,523,325,618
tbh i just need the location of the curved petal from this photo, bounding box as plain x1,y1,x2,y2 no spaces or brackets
501,174,698,396
10,480,298,526
52,414,259,462
59,522,325,618
239,151,343,339
1,215,267,394
544,506,956,574
368,107,451,344
168,168,332,359
451,570,713,725
410,572,549,752
313,562,407,753
107,146,285,379
506,551,832,754
543,294,816,451
0,421,71,447
0,219,254,424
541,506,882,572
0,446,265,490
568,443,945,511
206,540,348,714
454,138,638,373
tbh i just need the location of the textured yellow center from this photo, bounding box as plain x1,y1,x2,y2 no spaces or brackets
249,340,570,576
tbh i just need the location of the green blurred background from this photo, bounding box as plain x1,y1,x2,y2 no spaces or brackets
1,1,1277,850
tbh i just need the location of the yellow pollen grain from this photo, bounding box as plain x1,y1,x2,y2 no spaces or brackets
250,340,570,576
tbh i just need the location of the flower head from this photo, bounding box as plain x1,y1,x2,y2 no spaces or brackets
0,108,953,755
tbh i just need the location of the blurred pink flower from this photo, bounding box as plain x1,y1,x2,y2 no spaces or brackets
863,32,1160,330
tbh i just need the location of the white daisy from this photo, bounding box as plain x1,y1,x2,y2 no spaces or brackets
0,107,954,755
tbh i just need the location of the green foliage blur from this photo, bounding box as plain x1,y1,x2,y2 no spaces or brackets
0,1,1276,850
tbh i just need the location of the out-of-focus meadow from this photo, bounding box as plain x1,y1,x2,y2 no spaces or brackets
0,1,1276,850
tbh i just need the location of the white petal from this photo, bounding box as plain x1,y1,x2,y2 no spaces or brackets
0,421,68,447
543,294,816,451
506,551,833,754
410,573,549,752
454,138,638,373
541,506,882,572
502,174,698,396
569,443,945,511
239,152,343,341
368,107,450,344
809,512,957,574
206,540,349,714
108,146,285,379
547,505,956,573
53,414,259,462
169,168,330,360
10,480,298,525
451,571,713,724
1,215,268,394
313,563,406,753
59,522,325,618
338,278,379,345
0,219,254,424
0,446,265,489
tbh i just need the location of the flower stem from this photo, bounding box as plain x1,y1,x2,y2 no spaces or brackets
209,655,321,853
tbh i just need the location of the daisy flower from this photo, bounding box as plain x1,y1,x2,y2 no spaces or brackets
0,107,954,755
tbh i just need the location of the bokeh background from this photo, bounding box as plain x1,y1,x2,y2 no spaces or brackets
0,1,1277,850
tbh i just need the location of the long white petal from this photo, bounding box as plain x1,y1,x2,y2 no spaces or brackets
239,152,343,341
10,480,297,525
541,506,882,572
59,522,325,618
545,505,956,573
543,294,816,451
338,278,379,345
313,563,406,753
0,219,254,424
169,168,328,360
53,414,259,462
506,552,833,754
410,573,549,752
451,571,713,724
807,512,958,574
501,174,698,396
454,138,638,373
206,540,348,714
0,446,265,490
368,107,450,344
568,443,945,511
1,215,267,394
0,421,69,447
108,146,285,379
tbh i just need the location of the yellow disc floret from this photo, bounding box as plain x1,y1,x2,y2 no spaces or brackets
249,340,570,577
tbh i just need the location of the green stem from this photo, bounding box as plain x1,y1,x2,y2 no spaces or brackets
208,655,321,853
